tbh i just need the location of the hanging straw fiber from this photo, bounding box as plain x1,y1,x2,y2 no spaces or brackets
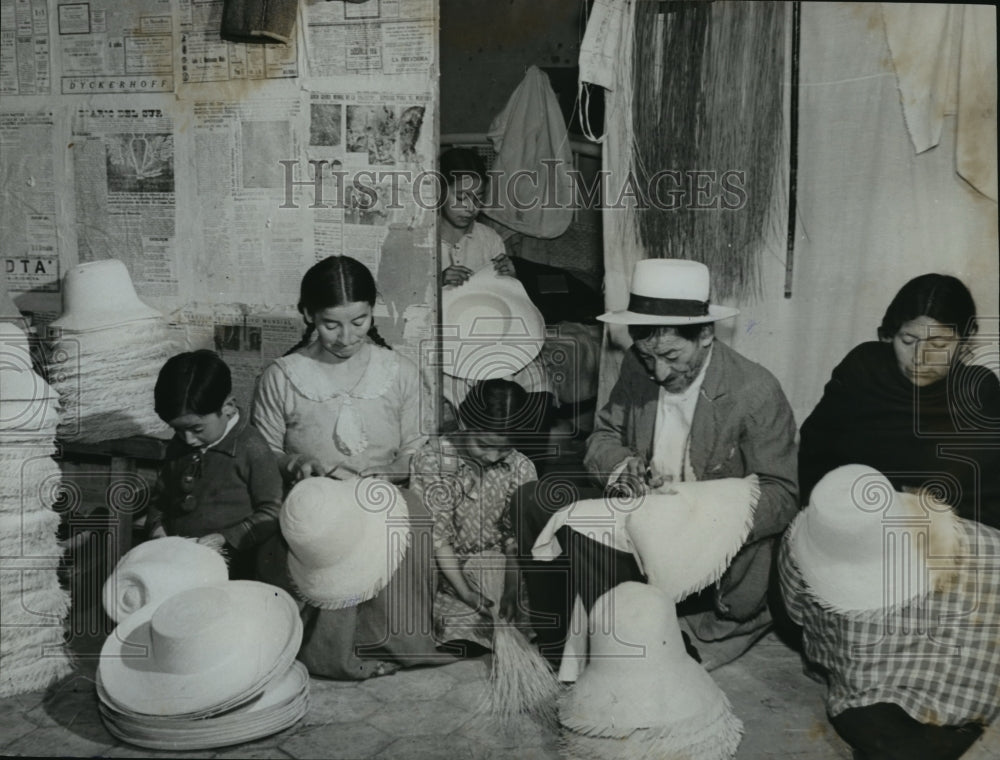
632,0,786,301
46,320,175,442
0,382,73,697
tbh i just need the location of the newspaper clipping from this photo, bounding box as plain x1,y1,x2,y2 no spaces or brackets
0,110,60,293
179,0,298,85
57,0,175,94
0,0,51,95
72,105,178,296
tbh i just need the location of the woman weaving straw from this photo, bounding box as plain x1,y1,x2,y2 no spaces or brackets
798,273,1000,527
252,255,454,679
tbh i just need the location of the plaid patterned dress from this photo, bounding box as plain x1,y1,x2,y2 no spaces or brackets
778,518,1000,726
410,438,537,647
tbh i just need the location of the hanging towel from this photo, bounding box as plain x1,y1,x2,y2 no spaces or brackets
482,66,575,239
956,5,998,202
882,4,997,201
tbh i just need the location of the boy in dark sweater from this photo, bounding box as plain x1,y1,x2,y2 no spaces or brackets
147,350,283,580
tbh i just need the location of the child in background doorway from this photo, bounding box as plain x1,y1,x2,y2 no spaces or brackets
147,350,283,580
410,379,538,653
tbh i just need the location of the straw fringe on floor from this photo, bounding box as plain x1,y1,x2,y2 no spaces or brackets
464,552,562,728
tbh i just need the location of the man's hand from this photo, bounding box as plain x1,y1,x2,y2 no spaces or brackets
609,456,649,497
442,264,473,287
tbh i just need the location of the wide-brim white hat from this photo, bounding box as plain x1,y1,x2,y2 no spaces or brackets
559,582,742,760
50,259,162,333
531,476,759,603
98,581,301,717
102,537,229,624
598,258,739,325
627,476,759,602
280,477,410,609
786,464,962,613
441,269,545,380
97,661,309,750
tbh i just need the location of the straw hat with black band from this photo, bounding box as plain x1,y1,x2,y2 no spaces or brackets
598,258,739,326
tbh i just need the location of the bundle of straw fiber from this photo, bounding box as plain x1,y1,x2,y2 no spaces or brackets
0,326,73,697
46,320,175,442
632,0,786,301
463,551,561,726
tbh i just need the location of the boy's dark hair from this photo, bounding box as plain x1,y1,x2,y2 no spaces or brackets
878,273,978,341
154,350,231,421
439,147,486,188
458,379,531,435
628,322,713,344
286,254,390,354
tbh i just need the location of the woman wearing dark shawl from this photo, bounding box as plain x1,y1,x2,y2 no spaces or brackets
799,274,1000,528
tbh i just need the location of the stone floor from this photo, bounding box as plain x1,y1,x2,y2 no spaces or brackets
0,629,855,759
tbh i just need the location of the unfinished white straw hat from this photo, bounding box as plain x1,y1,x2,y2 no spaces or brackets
0,323,59,434
98,581,300,716
50,259,162,333
627,476,759,602
280,477,410,609
559,582,743,760
441,269,545,380
102,537,229,624
786,464,961,613
531,476,759,603
598,258,739,325
98,661,309,750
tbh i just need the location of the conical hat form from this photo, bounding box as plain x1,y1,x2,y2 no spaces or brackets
559,581,742,760
102,537,229,623
50,259,162,333
626,476,759,601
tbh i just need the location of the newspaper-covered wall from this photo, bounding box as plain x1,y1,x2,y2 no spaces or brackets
1,0,439,417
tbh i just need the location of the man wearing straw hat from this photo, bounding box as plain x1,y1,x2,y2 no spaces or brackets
514,258,798,670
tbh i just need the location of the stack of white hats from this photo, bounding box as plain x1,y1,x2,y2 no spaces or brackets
45,259,175,442
96,538,307,750
0,322,73,697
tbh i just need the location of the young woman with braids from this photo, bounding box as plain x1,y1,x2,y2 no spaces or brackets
253,255,424,483
252,255,454,679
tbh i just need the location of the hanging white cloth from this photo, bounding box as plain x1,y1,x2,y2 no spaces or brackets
882,3,997,201
482,66,575,239
577,0,643,406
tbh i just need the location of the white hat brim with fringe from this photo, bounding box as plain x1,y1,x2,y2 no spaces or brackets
531,476,759,603
281,477,411,610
